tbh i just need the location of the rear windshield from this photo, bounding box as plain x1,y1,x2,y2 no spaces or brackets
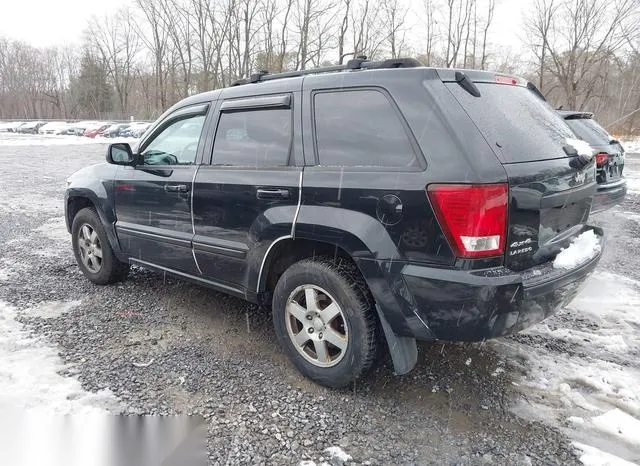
564,118,611,146
446,82,576,164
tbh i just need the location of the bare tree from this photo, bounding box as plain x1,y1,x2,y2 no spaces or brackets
87,9,140,115
383,0,408,59
136,0,170,110
526,0,638,109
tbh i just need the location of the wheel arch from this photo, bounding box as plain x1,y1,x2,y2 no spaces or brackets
66,189,122,255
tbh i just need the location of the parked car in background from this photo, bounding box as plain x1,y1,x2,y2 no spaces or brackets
66,59,604,388
0,122,16,132
3,121,25,132
100,123,130,138
84,123,113,138
65,121,99,136
39,121,70,135
16,121,46,134
559,110,627,213
120,122,151,138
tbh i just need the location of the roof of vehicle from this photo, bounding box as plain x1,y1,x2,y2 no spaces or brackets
173,58,528,114
558,110,594,120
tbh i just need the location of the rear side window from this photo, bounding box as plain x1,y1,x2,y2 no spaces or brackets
564,118,611,146
212,108,291,166
313,90,419,168
447,83,576,163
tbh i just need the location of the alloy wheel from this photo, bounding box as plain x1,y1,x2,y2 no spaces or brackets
77,223,103,273
285,284,349,368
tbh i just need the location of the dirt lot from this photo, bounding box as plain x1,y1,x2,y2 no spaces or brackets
1,135,639,465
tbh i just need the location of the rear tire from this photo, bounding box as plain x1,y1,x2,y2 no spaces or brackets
71,208,129,285
272,257,379,388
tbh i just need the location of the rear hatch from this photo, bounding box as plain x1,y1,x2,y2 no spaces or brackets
562,114,625,185
441,70,597,271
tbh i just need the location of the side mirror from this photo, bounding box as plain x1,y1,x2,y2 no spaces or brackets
106,143,136,165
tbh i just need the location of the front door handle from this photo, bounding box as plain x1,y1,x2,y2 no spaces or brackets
165,184,190,193
257,188,290,200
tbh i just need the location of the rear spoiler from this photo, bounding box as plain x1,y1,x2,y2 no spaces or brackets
437,69,545,99
436,68,526,86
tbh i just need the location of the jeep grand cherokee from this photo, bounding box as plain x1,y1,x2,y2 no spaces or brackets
66,58,604,388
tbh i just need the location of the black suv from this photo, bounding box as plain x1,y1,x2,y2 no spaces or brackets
66,58,604,388
558,110,627,213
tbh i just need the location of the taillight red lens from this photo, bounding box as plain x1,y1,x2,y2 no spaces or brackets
595,152,609,167
495,75,518,85
427,184,508,258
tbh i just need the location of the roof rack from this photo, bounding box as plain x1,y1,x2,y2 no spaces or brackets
231,57,422,86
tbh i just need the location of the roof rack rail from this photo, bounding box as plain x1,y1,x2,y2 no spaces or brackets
231,57,421,86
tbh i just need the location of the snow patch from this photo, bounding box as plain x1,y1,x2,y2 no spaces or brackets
0,133,138,147
620,137,640,154
624,172,640,195
573,442,638,466
34,217,70,243
0,301,119,414
26,300,82,319
553,230,601,269
566,138,595,157
324,446,352,463
497,271,640,464
590,409,640,447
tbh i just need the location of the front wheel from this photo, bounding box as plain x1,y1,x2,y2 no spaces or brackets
272,257,380,388
71,208,129,285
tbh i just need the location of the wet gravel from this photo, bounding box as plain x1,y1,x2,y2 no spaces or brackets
0,140,586,465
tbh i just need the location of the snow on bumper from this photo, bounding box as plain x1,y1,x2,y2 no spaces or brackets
398,226,604,341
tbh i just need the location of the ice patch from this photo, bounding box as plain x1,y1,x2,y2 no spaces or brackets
0,301,119,414
566,138,595,157
553,230,601,269
574,442,637,466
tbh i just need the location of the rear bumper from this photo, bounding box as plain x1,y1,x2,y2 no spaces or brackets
591,178,627,213
373,226,603,342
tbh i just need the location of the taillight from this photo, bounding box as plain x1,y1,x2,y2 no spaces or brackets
427,184,508,258
595,152,609,167
495,75,518,85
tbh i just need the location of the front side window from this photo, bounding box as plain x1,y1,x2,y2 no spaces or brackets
141,114,206,165
212,108,292,167
313,90,419,168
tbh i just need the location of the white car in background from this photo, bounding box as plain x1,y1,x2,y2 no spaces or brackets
0,121,25,132
39,121,70,135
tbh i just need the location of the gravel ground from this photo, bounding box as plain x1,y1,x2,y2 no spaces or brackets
3,139,636,465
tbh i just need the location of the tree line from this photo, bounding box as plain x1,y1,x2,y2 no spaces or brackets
1,0,639,133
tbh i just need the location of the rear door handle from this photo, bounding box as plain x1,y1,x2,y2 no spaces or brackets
257,188,290,200
165,184,190,193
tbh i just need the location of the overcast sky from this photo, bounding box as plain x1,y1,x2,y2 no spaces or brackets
0,0,525,51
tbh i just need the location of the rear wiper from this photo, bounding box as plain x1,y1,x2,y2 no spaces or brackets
455,71,481,97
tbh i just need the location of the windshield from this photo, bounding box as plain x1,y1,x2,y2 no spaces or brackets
446,82,576,163
564,118,612,146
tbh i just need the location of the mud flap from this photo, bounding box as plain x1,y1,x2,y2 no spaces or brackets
376,305,417,375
